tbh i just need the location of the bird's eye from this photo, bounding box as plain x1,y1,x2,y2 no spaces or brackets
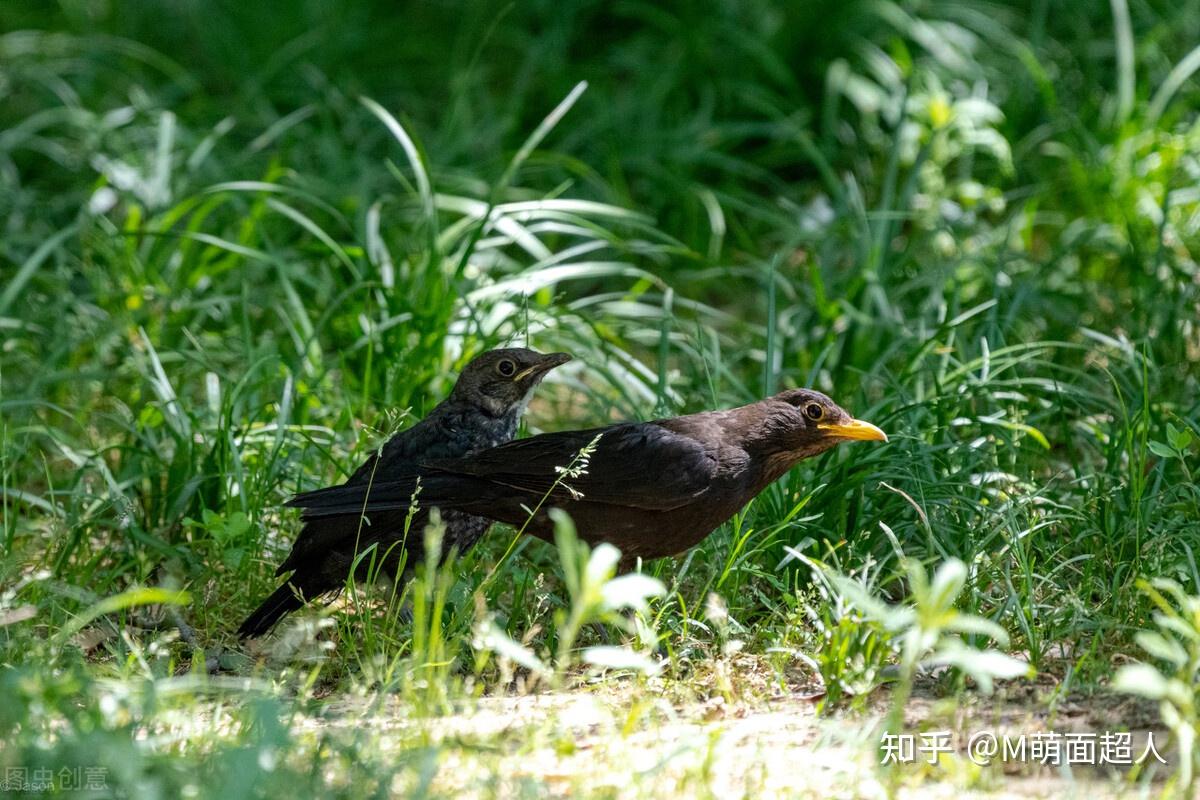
805,403,824,421
496,359,517,377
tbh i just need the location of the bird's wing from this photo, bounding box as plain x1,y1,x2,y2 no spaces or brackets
426,422,717,510
342,409,453,484
288,422,718,517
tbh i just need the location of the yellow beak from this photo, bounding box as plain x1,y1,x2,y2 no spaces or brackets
820,418,889,442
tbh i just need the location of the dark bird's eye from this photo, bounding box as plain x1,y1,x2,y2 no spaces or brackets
805,403,824,421
496,359,517,377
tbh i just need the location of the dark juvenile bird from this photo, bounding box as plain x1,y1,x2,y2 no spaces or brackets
238,347,571,637
286,388,887,563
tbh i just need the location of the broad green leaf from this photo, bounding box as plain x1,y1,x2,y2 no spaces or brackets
1148,440,1177,459
1135,630,1188,667
582,646,662,675
1112,663,1169,700
600,573,666,613
928,559,967,611
946,615,1011,647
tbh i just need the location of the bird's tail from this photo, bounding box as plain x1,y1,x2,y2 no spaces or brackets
287,471,484,518
237,582,304,638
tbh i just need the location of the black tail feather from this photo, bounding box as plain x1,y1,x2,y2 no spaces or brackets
237,582,304,638
287,474,482,519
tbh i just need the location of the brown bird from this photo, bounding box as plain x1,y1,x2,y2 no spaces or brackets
238,347,571,637
286,389,887,562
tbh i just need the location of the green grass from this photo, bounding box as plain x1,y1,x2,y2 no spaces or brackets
2,0,1199,796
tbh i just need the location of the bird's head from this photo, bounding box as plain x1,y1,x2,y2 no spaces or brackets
762,388,888,463
451,348,572,417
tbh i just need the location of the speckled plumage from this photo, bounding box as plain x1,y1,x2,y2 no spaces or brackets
238,348,570,637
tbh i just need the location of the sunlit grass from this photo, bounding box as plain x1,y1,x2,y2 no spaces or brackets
2,0,1199,796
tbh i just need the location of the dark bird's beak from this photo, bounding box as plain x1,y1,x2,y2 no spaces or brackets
819,418,888,442
514,352,572,382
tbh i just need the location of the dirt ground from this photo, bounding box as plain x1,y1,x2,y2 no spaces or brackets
307,677,1172,798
